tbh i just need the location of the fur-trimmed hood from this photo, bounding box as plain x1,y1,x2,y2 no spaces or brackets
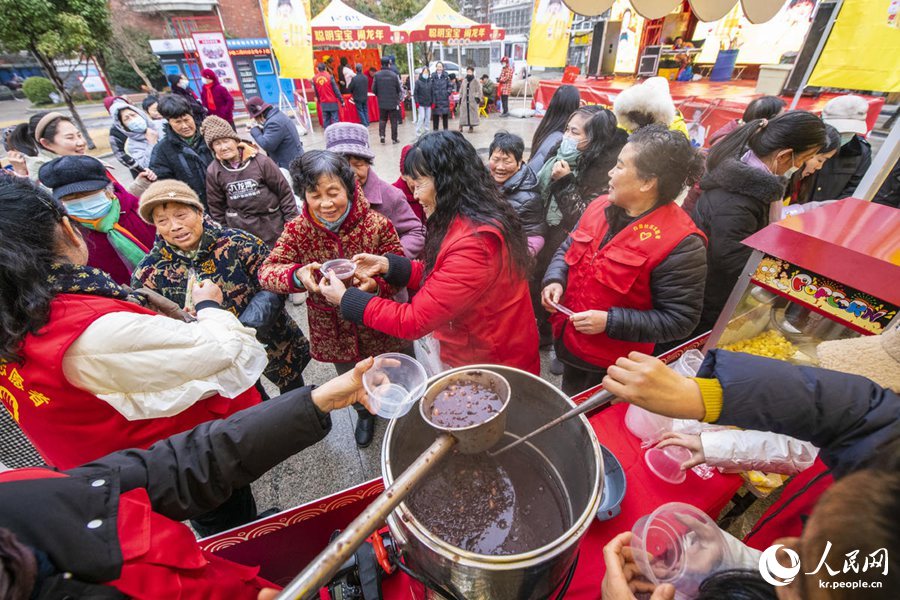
700,158,786,207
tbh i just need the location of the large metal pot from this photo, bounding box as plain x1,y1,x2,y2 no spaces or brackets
382,365,603,599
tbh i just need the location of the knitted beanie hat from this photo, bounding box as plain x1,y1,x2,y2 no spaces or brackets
817,323,900,392
139,179,205,223
200,115,240,148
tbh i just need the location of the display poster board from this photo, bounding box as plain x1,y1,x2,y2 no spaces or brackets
691,0,816,65
191,32,241,92
526,0,575,67
261,0,314,79
611,0,646,73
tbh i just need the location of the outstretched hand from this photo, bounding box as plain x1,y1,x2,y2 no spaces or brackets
319,271,347,306
311,357,375,414
601,532,676,600
352,253,389,278
603,353,705,421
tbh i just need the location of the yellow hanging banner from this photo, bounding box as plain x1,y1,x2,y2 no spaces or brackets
262,0,314,79
808,0,900,92
527,0,575,67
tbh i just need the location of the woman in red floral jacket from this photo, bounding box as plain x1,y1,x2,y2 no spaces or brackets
258,150,404,447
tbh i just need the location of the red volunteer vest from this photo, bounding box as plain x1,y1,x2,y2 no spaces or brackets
0,294,261,470
313,73,339,104
0,468,272,599
552,198,705,368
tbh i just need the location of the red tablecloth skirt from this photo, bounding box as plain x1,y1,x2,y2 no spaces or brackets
317,94,406,127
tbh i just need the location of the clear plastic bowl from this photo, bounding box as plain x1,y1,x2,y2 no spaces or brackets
644,445,692,484
363,353,428,419
630,502,728,599
320,258,356,284
625,404,673,447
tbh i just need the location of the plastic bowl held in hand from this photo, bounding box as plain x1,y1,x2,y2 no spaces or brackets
625,404,673,447
363,353,428,419
644,445,692,485
630,502,729,599
321,259,356,284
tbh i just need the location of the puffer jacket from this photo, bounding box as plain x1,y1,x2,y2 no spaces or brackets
132,220,309,392
543,201,707,348
414,76,433,106
249,106,303,170
808,134,872,202
109,99,159,175
148,124,214,207
372,68,402,110
697,349,900,478
691,158,786,335
258,186,406,363
499,164,545,238
205,152,299,248
431,72,451,115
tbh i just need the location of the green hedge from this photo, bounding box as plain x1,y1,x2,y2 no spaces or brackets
22,77,56,105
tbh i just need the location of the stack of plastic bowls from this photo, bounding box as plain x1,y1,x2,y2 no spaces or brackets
363,353,428,419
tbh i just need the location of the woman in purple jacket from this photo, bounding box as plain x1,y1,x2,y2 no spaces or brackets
324,122,425,259
200,69,235,128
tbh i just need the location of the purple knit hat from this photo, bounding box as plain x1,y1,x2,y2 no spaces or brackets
324,122,375,160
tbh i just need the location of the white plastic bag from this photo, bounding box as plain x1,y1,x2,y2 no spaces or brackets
414,333,446,377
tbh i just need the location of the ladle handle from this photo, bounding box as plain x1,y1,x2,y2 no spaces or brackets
276,434,457,600
489,388,615,457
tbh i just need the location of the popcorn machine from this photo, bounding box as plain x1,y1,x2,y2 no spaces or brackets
702,199,900,363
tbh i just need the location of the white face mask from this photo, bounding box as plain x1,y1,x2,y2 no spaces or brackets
202,78,212,85
125,119,147,133
178,79,189,89
782,150,800,178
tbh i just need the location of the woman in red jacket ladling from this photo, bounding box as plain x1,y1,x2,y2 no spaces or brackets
320,130,540,375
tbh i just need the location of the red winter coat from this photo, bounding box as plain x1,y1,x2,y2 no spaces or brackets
201,69,235,126
361,216,540,374
3,294,260,470
258,185,405,363
551,199,704,369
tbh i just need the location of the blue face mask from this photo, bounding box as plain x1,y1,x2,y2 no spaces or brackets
839,132,856,146
65,191,113,220
126,119,147,133
559,135,579,156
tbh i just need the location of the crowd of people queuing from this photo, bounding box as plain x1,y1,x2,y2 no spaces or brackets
0,68,898,599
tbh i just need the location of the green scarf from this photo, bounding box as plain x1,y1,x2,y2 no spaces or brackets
537,145,582,227
69,197,149,270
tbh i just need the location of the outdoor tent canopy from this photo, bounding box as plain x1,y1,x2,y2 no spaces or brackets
310,0,398,46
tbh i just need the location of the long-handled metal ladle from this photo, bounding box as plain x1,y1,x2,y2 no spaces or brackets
488,388,615,458
276,369,512,600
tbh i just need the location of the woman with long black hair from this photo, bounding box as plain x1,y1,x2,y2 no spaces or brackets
320,130,540,375
692,110,825,334
527,83,581,169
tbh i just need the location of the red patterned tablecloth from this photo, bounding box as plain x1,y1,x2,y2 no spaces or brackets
202,399,742,597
